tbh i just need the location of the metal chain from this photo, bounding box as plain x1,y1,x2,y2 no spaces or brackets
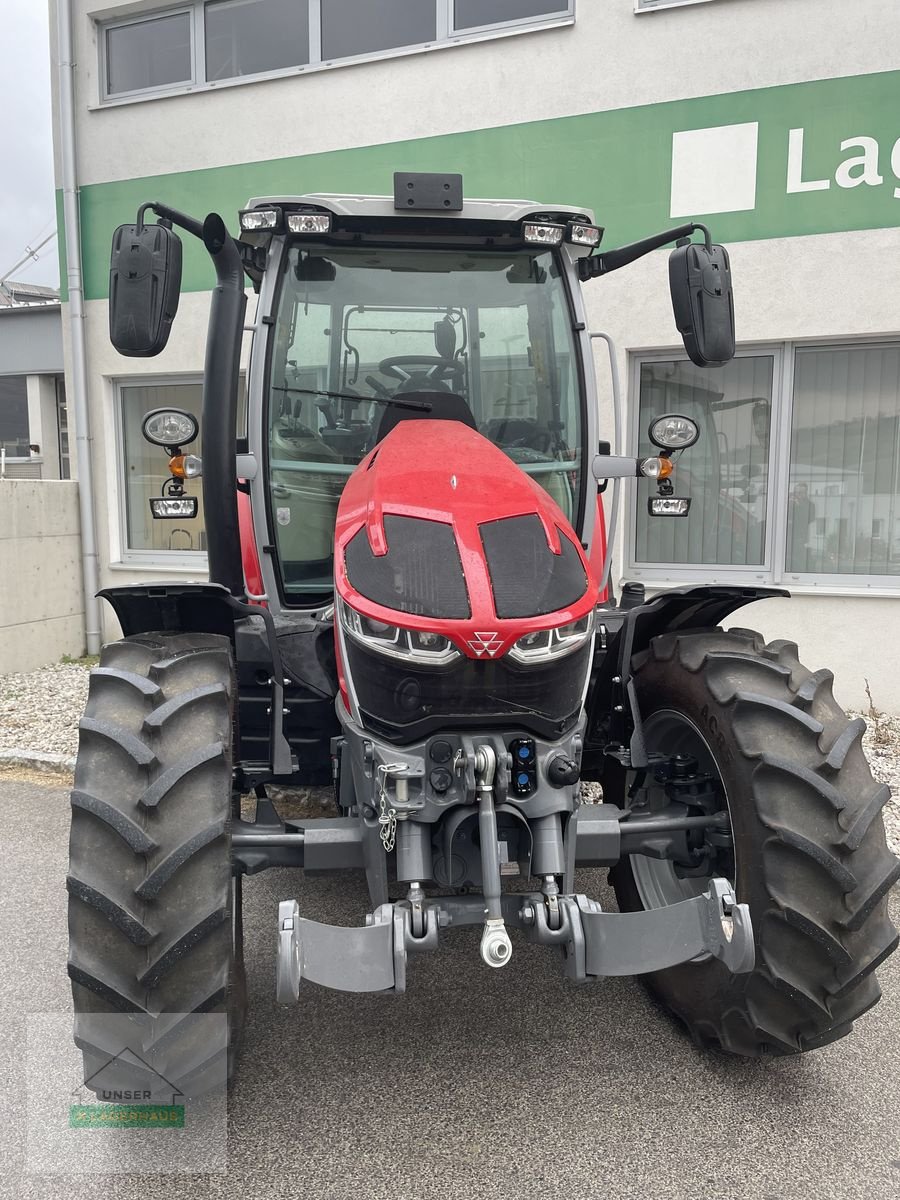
376,763,404,853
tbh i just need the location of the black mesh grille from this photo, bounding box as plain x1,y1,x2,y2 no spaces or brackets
344,516,470,618
345,637,591,743
480,515,587,619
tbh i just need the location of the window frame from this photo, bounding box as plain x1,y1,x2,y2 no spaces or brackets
449,0,573,38
95,0,575,105
99,5,198,103
634,0,719,13
626,337,900,597
0,372,37,464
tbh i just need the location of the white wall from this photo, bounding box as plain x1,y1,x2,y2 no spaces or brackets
0,481,85,672
62,0,900,185
729,595,898,714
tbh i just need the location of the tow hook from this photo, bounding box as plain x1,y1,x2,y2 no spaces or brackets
481,918,512,967
475,745,513,968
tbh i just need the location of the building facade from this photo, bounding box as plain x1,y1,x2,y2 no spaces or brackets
51,0,900,707
0,301,67,480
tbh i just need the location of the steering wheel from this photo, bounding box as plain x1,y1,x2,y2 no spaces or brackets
378,356,465,387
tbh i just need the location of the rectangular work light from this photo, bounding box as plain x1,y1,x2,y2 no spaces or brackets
150,496,199,519
648,497,691,517
567,221,602,247
523,222,565,245
287,212,332,234
239,208,281,232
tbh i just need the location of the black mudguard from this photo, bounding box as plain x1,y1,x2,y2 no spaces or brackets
99,582,237,639
581,585,789,782
98,582,338,784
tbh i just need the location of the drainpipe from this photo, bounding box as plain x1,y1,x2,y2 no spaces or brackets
57,0,101,655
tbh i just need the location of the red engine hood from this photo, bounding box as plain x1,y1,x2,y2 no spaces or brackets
334,420,598,659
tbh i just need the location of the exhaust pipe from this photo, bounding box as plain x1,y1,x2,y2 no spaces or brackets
200,213,246,599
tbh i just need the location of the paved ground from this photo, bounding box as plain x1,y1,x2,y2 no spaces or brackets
1,773,899,1200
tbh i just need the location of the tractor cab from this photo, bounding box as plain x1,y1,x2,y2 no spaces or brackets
240,192,599,610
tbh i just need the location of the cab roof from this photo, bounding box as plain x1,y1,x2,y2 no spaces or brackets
244,192,596,226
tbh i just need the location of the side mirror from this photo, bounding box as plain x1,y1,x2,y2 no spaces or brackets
668,240,735,368
109,220,182,356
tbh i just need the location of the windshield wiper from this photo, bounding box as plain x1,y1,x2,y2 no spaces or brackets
273,385,432,412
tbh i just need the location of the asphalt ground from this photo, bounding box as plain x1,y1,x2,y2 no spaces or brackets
1,773,899,1200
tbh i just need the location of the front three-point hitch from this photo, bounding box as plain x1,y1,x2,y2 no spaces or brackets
266,743,754,1000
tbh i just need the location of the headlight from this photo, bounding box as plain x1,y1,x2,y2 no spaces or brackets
339,600,461,665
141,408,199,448
648,413,700,450
508,611,594,664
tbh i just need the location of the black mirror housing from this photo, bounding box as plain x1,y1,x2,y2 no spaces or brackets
668,241,735,368
109,221,182,356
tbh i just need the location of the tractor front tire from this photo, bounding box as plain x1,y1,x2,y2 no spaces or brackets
67,632,245,1097
609,628,900,1056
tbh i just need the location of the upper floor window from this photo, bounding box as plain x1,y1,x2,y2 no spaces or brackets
105,10,193,95
99,0,574,101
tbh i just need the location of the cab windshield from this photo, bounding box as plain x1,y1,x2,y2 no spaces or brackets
266,244,584,600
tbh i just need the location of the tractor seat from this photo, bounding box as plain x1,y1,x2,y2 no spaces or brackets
374,391,477,444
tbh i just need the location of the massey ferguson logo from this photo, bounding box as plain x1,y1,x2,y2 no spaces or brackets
467,632,503,657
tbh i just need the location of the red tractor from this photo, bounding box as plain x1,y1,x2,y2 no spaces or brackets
67,175,898,1096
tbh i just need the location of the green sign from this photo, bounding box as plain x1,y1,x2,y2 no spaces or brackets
66,68,900,299
69,1103,185,1128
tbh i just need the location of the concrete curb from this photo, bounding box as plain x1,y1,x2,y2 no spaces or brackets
0,749,75,777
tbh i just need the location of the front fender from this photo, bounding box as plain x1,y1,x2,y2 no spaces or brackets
582,585,789,779
98,582,237,639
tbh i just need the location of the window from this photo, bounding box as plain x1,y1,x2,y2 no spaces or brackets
118,377,248,558
205,0,309,81
100,0,574,101
635,356,773,570
120,380,206,557
321,0,436,61
0,375,30,458
630,342,900,589
105,10,193,96
455,0,570,31
56,378,70,480
789,346,900,578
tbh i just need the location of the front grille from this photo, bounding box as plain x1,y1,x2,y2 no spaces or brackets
480,514,587,618
345,637,591,743
345,516,470,618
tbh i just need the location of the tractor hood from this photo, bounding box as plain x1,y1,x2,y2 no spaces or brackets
334,419,598,661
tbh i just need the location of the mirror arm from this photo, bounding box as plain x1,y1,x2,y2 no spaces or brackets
579,222,712,280
137,201,206,241
591,455,642,480
136,202,265,290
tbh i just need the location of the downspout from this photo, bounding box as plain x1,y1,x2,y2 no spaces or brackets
57,0,102,655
